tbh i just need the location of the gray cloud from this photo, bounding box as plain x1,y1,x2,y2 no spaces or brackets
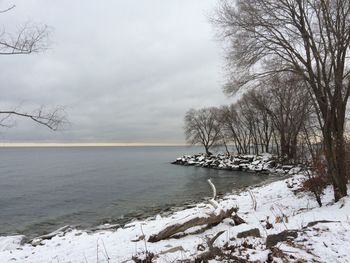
0,0,231,144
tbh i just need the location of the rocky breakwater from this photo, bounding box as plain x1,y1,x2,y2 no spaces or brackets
172,153,302,175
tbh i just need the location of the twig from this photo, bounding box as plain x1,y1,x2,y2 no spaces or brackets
208,230,225,249
101,239,110,262
83,253,88,263
96,240,99,263
0,4,15,13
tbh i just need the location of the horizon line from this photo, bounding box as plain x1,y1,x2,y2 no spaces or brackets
0,142,189,148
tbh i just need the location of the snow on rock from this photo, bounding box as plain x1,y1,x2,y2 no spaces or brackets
172,153,302,175
0,174,349,262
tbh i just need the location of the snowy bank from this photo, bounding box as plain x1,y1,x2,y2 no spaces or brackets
1,173,349,262
172,153,302,175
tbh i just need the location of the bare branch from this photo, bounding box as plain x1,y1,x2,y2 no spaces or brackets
0,4,16,13
0,23,50,55
0,107,68,131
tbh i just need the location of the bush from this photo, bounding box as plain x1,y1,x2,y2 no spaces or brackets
302,152,330,207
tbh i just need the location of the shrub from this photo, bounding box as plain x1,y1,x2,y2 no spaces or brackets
302,152,329,207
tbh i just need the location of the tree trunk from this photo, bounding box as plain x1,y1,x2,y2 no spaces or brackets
280,133,287,161
205,146,212,156
289,136,298,163
273,131,280,157
323,123,348,201
223,141,230,155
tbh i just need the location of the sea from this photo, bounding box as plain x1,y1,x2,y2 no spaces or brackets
0,146,278,238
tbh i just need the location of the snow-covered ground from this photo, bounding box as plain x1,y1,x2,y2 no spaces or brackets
1,173,349,263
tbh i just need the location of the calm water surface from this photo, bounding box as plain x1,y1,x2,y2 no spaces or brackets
0,146,276,237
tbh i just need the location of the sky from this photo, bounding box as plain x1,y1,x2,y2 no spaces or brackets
0,0,232,145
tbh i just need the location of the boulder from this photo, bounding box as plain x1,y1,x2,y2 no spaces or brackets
236,228,261,238
266,230,298,247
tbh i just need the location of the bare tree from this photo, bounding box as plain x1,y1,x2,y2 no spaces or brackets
214,0,350,200
249,73,312,162
184,107,222,155
217,92,274,156
239,90,274,154
0,5,65,130
217,104,251,154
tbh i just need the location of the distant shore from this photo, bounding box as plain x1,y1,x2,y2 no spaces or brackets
0,142,189,148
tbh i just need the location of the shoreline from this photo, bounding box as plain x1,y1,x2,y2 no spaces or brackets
1,171,349,262
2,154,348,262
0,165,288,240
0,173,286,241
0,174,350,262
1,152,285,240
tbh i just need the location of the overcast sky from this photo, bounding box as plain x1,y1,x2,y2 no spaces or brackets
0,0,233,144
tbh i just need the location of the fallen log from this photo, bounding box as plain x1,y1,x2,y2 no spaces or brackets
148,208,235,242
30,225,72,246
148,179,235,242
303,220,340,228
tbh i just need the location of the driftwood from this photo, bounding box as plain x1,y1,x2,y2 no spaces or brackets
30,225,72,246
303,220,340,228
148,179,235,242
148,208,235,242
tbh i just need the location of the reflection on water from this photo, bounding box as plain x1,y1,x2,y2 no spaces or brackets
0,146,278,237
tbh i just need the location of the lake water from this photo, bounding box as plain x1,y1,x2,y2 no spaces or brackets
0,146,277,238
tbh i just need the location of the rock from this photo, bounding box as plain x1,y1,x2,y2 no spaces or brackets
236,228,260,238
231,214,246,226
31,238,43,246
303,220,340,228
171,153,302,176
264,160,276,168
282,165,294,171
266,230,298,247
262,153,273,162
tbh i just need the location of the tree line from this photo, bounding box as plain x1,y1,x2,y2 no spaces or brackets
185,71,322,163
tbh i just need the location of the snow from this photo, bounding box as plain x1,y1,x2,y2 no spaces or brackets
1,173,350,262
0,236,26,252
172,153,302,175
